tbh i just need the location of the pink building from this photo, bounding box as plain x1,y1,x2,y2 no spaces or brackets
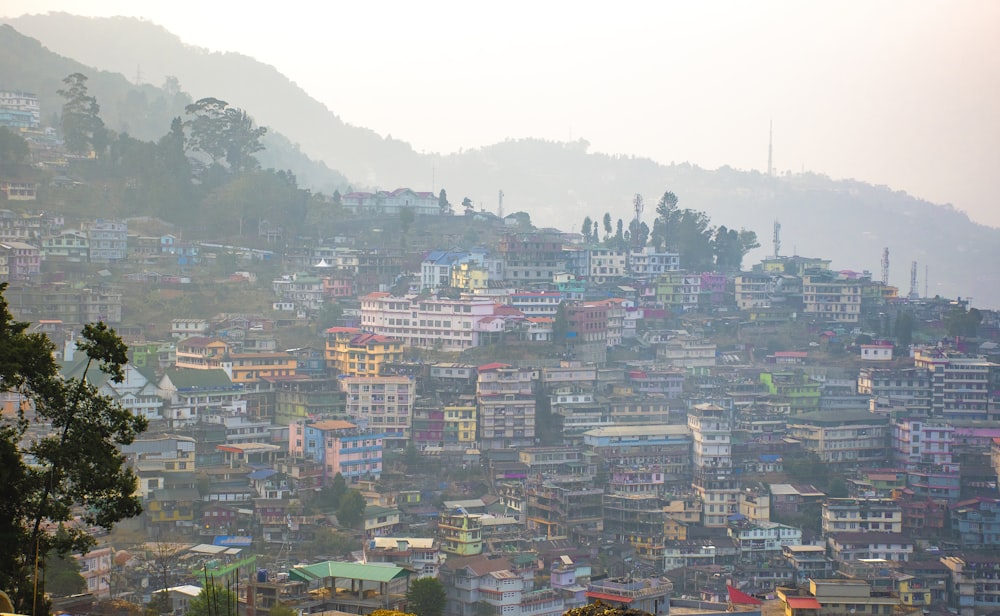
699,272,727,305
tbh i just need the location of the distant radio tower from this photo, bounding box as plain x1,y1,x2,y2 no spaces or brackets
498,189,504,219
881,247,890,285
773,220,781,258
632,193,644,252
909,261,919,299
767,120,774,177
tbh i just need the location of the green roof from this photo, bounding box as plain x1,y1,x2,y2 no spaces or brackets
289,561,409,583
163,368,234,389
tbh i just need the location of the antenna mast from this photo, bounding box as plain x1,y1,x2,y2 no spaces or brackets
909,261,919,299
881,247,890,285
498,189,504,219
632,193,644,252
773,220,781,258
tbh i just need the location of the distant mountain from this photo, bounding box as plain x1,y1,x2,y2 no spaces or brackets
4,14,1000,307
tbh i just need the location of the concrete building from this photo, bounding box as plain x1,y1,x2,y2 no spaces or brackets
787,410,890,466
913,350,998,420
689,404,739,527
83,219,128,263
324,327,404,377
822,498,902,536
340,375,414,445
802,271,863,323
289,419,385,481
477,363,536,450
360,292,507,351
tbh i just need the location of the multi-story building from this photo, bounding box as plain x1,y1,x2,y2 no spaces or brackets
271,376,346,426
913,349,997,420
654,271,701,311
787,410,890,466
121,434,197,497
440,554,564,616
728,521,802,560
822,498,902,536
689,403,739,527
826,532,913,562
781,545,834,584
587,248,627,284
324,327,404,376
759,371,822,414
498,232,566,283
477,363,535,449
628,247,679,280
289,419,385,482
525,477,603,539
657,335,717,369
443,405,477,448
360,292,506,351
942,554,1000,615
506,291,563,319
83,219,128,263
157,368,246,426
950,497,1000,547
40,230,89,262
585,576,672,616
0,241,40,280
802,271,863,323
272,273,326,311
339,375,414,445
342,188,440,216
892,417,960,501
735,272,776,310
858,366,932,415
438,512,484,556
778,578,901,616
0,90,41,128
602,493,669,567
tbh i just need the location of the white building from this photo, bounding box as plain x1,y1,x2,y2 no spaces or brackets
341,188,440,216
360,292,508,351
628,247,680,279
340,375,415,445
729,521,803,558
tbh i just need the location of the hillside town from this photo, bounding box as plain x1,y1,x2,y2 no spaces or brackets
3,86,1000,616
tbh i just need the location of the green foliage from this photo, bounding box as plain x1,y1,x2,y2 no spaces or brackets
713,225,759,271
438,189,451,214
462,197,474,213
312,527,359,558
894,310,914,348
58,72,108,156
0,283,148,615
581,217,593,241
269,604,297,616
184,97,267,173
406,577,447,616
186,584,238,616
43,550,85,597
336,489,367,529
0,127,29,164
944,306,982,337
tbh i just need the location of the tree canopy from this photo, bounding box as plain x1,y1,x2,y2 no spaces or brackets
406,577,447,616
0,283,147,616
58,72,108,157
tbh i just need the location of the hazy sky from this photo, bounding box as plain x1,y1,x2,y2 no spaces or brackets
4,1,999,228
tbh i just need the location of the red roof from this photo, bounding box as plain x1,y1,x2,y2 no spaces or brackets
786,597,821,610
477,362,511,372
728,586,763,605
585,592,632,604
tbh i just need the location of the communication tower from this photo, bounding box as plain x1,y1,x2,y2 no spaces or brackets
632,193,644,251
773,220,781,258
909,261,919,299
881,247,890,285
498,189,504,219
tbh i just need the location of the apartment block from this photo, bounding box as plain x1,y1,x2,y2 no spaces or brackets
340,375,414,445
477,363,536,450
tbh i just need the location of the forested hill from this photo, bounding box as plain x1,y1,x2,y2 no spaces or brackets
4,15,1000,307
0,24,349,194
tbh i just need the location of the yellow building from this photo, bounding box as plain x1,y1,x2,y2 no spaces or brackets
175,337,230,369
450,261,491,291
438,512,483,556
444,405,477,445
662,517,688,541
325,327,404,376
227,351,297,384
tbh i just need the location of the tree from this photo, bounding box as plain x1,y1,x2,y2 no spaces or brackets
58,73,107,156
43,550,85,597
0,127,29,164
713,226,760,272
185,584,237,616
270,605,297,616
0,283,148,616
552,302,569,347
581,217,593,241
336,489,366,528
438,189,451,214
894,310,914,349
602,213,612,240
461,197,474,214
399,207,416,239
184,97,267,173
406,577,446,616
